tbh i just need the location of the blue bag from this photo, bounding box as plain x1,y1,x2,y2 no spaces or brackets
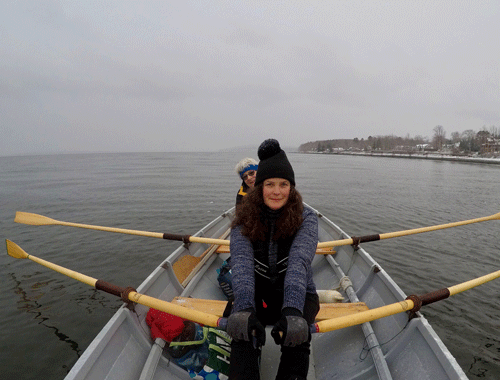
216,259,233,300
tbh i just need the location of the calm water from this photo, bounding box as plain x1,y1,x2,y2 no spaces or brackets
1,152,499,379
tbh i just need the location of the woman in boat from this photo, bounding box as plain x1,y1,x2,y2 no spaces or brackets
227,139,320,380
217,157,259,300
235,157,258,206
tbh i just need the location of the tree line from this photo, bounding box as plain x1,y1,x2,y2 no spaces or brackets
298,125,500,155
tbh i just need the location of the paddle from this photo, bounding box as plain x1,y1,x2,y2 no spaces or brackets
14,212,230,246
310,268,500,333
5,240,223,329
7,240,498,336
16,210,500,250
317,211,500,248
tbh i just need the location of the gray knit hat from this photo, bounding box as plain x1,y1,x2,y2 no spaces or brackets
255,139,295,186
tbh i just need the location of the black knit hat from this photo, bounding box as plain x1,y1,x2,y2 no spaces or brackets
255,139,295,186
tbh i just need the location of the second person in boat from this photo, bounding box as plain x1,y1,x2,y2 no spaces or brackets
235,157,258,208
227,138,320,380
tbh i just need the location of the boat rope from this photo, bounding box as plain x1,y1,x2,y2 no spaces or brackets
345,245,359,275
359,319,411,361
339,276,353,291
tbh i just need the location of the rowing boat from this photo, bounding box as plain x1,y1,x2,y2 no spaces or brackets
62,204,467,380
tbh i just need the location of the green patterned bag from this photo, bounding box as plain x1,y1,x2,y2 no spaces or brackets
205,328,231,377
184,327,232,379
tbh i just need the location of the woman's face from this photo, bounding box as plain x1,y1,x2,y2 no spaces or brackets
242,169,256,188
263,178,290,210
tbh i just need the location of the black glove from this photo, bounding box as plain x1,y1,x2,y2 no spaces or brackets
227,308,266,347
271,307,309,347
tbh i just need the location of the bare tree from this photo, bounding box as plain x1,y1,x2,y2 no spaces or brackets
460,130,477,152
432,125,446,150
489,125,499,138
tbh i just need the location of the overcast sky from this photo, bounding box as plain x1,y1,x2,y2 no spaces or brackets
1,1,499,155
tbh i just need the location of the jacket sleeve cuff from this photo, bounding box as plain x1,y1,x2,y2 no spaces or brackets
282,307,303,317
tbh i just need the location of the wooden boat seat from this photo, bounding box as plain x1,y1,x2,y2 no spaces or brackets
216,245,336,255
171,297,368,321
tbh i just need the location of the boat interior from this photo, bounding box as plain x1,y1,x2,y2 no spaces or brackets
65,205,466,380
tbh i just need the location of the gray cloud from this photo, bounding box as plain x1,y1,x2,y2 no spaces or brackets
1,1,499,156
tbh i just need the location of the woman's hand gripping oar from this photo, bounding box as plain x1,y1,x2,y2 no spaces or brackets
214,268,500,334
5,240,226,329
7,240,498,336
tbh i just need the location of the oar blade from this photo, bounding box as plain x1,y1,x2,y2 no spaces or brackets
15,211,58,226
5,239,29,259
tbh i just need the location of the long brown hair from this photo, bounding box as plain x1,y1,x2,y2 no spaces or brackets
232,183,303,241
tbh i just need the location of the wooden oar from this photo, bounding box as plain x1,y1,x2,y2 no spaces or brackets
7,239,498,336
14,212,230,246
5,240,223,329
317,211,500,248
311,268,500,333
16,210,500,250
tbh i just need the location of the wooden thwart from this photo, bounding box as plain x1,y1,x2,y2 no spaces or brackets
171,296,368,321
215,246,336,255
173,228,231,285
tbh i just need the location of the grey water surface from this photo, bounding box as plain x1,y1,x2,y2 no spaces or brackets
1,152,499,379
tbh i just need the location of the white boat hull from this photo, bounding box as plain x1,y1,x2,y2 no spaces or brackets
65,205,467,380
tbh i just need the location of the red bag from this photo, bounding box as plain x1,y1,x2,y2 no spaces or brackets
146,308,186,342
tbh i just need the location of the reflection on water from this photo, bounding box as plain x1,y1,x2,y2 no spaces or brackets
1,152,499,379
9,273,82,358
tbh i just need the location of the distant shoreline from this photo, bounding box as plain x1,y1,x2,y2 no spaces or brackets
298,151,500,165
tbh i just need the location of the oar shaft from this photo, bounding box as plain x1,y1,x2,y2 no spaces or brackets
448,269,500,296
59,221,165,239
318,212,500,248
28,254,98,287
128,292,220,327
56,223,230,246
379,214,497,241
